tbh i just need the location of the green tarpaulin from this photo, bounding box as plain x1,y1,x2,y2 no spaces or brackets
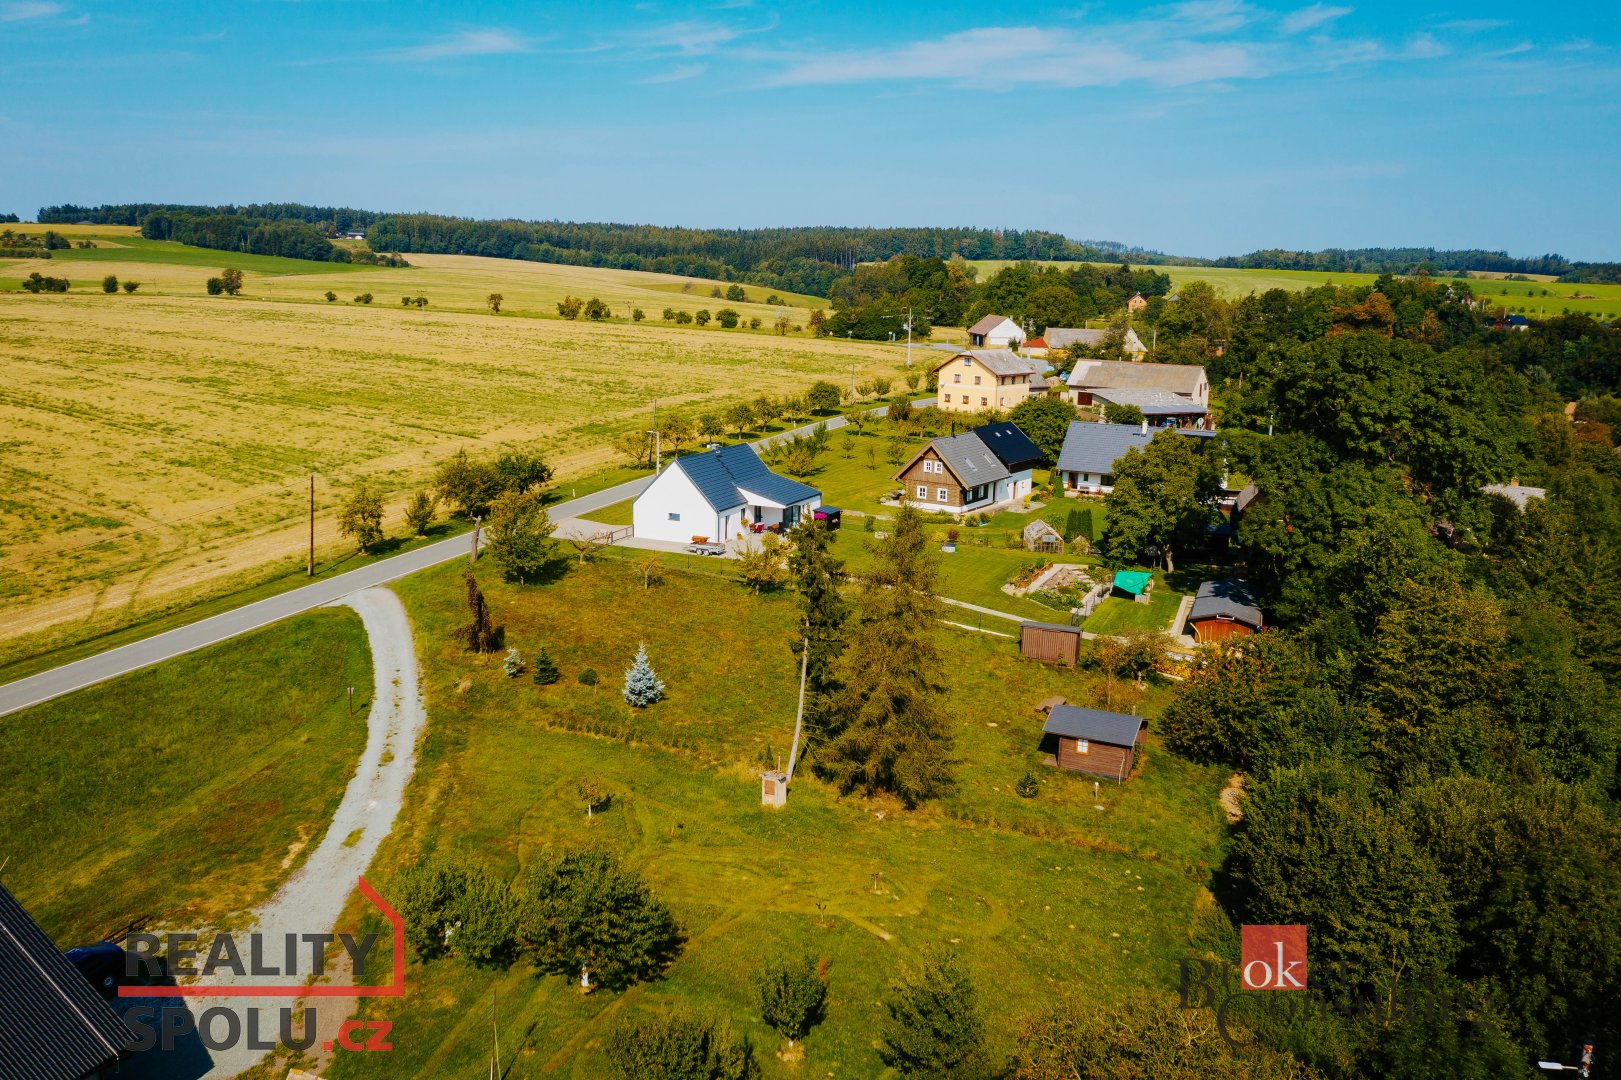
1112,571,1153,595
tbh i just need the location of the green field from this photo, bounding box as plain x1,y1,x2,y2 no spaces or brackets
322,555,1222,1078
963,259,1621,319
0,609,370,943
1083,584,1185,635
0,231,910,671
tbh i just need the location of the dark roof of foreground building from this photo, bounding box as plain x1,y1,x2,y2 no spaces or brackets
674,443,819,511
929,431,1010,488
0,881,133,1080
1188,578,1264,629
971,421,1044,471
1042,705,1146,747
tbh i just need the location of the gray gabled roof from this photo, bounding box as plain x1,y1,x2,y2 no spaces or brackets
674,443,818,511
1480,483,1546,510
931,431,1010,488
1090,387,1207,415
1045,328,1148,354
0,882,134,1080
1067,358,1204,395
932,349,1041,378
1055,421,1213,476
967,313,1017,336
1189,579,1264,628
1043,705,1145,747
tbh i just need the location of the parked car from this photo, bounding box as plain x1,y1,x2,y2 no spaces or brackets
65,941,139,997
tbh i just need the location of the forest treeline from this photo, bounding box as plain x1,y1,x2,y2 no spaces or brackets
35,200,1621,289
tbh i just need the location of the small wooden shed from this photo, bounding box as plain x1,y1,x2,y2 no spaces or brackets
1020,620,1084,667
1187,578,1264,643
1041,705,1147,782
1023,518,1064,554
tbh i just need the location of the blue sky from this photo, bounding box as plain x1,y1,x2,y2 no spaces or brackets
3,0,1617,259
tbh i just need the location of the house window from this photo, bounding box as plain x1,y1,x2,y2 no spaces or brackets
974,375,981,385
980,397,988,406
667,512,681,521
916,485,928,500
942,394,951,403
962,357,971,365
937,487,948,501
953,373,961,383
1075,738,1090,753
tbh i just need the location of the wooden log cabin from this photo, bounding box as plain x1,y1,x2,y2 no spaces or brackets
1041,705,1146,782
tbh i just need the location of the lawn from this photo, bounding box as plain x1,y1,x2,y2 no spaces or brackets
0,277,904,667
0,609,370,944
323,555,1226,1079
1083,576,1185,635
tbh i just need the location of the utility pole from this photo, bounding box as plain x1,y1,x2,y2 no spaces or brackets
307,475,315,576
490,989,501,1080
904,307,913,368
648,429,661,474
786,631,809,783
850,364,856,401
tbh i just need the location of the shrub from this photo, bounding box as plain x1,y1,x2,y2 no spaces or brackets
558,295,584,319
101,275,118,293
603,1010,757,1080
532,647,560,685
578,668,599,688
754,953,827,1047
1015,772,1039,798
518,849,684,990
354,293,373,304
695,309,711,326
403,490,437,536
206,276,224,295
324,290,337,302
725,283,747,301
122,280,140,293
880,949,984,1078
584,296,611,320
632,307,644,321
503,647,525,678
716,307,740,328
394,855,517,964
218,267,244,295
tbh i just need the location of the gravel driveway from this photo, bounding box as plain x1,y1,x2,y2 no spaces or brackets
117,586,425,1079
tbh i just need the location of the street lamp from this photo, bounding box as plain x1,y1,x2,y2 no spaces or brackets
1538,1040,1594,1078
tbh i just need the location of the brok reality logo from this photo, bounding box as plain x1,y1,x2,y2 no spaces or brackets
118,877,404,1057
1180,924,1500,1048
1240,924,1307,990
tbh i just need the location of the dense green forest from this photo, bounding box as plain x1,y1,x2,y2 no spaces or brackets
1088,273,1621,1079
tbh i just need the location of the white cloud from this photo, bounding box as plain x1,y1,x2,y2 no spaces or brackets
618,17,772,56
769,25,1262,89
386,29,531,62
1,2,65,21
1280,4,1352,35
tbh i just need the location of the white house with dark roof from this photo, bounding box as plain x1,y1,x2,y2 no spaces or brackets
933,349,1043,413
894,421,1043,514
966,313,1023,348
632,443,821,544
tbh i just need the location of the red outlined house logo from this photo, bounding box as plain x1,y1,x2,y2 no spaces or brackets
1240,925,1307,990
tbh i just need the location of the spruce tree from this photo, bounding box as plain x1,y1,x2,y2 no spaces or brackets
623,644,666,707
817,505,954,805
532,646,561,685
787,517,849,738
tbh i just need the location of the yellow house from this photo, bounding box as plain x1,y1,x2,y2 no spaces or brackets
933,349,1043,413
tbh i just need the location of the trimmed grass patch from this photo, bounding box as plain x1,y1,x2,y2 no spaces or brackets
330,557,1225,1077
0,609,370,943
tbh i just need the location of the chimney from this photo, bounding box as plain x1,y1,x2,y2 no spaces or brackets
1140,419,1149,435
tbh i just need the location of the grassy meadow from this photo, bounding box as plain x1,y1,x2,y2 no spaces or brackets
964,259,1621,319
0,231,911,669
320,555,1225,1079
0,608,370,944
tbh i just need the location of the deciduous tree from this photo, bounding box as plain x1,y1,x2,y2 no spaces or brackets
337,479,386,552
484,488,557,583
1101,429,1221,571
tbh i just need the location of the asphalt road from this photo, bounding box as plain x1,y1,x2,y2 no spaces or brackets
0,399,932,717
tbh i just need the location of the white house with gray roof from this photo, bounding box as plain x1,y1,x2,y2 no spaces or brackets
632,443,821,544
966,313,1024,348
